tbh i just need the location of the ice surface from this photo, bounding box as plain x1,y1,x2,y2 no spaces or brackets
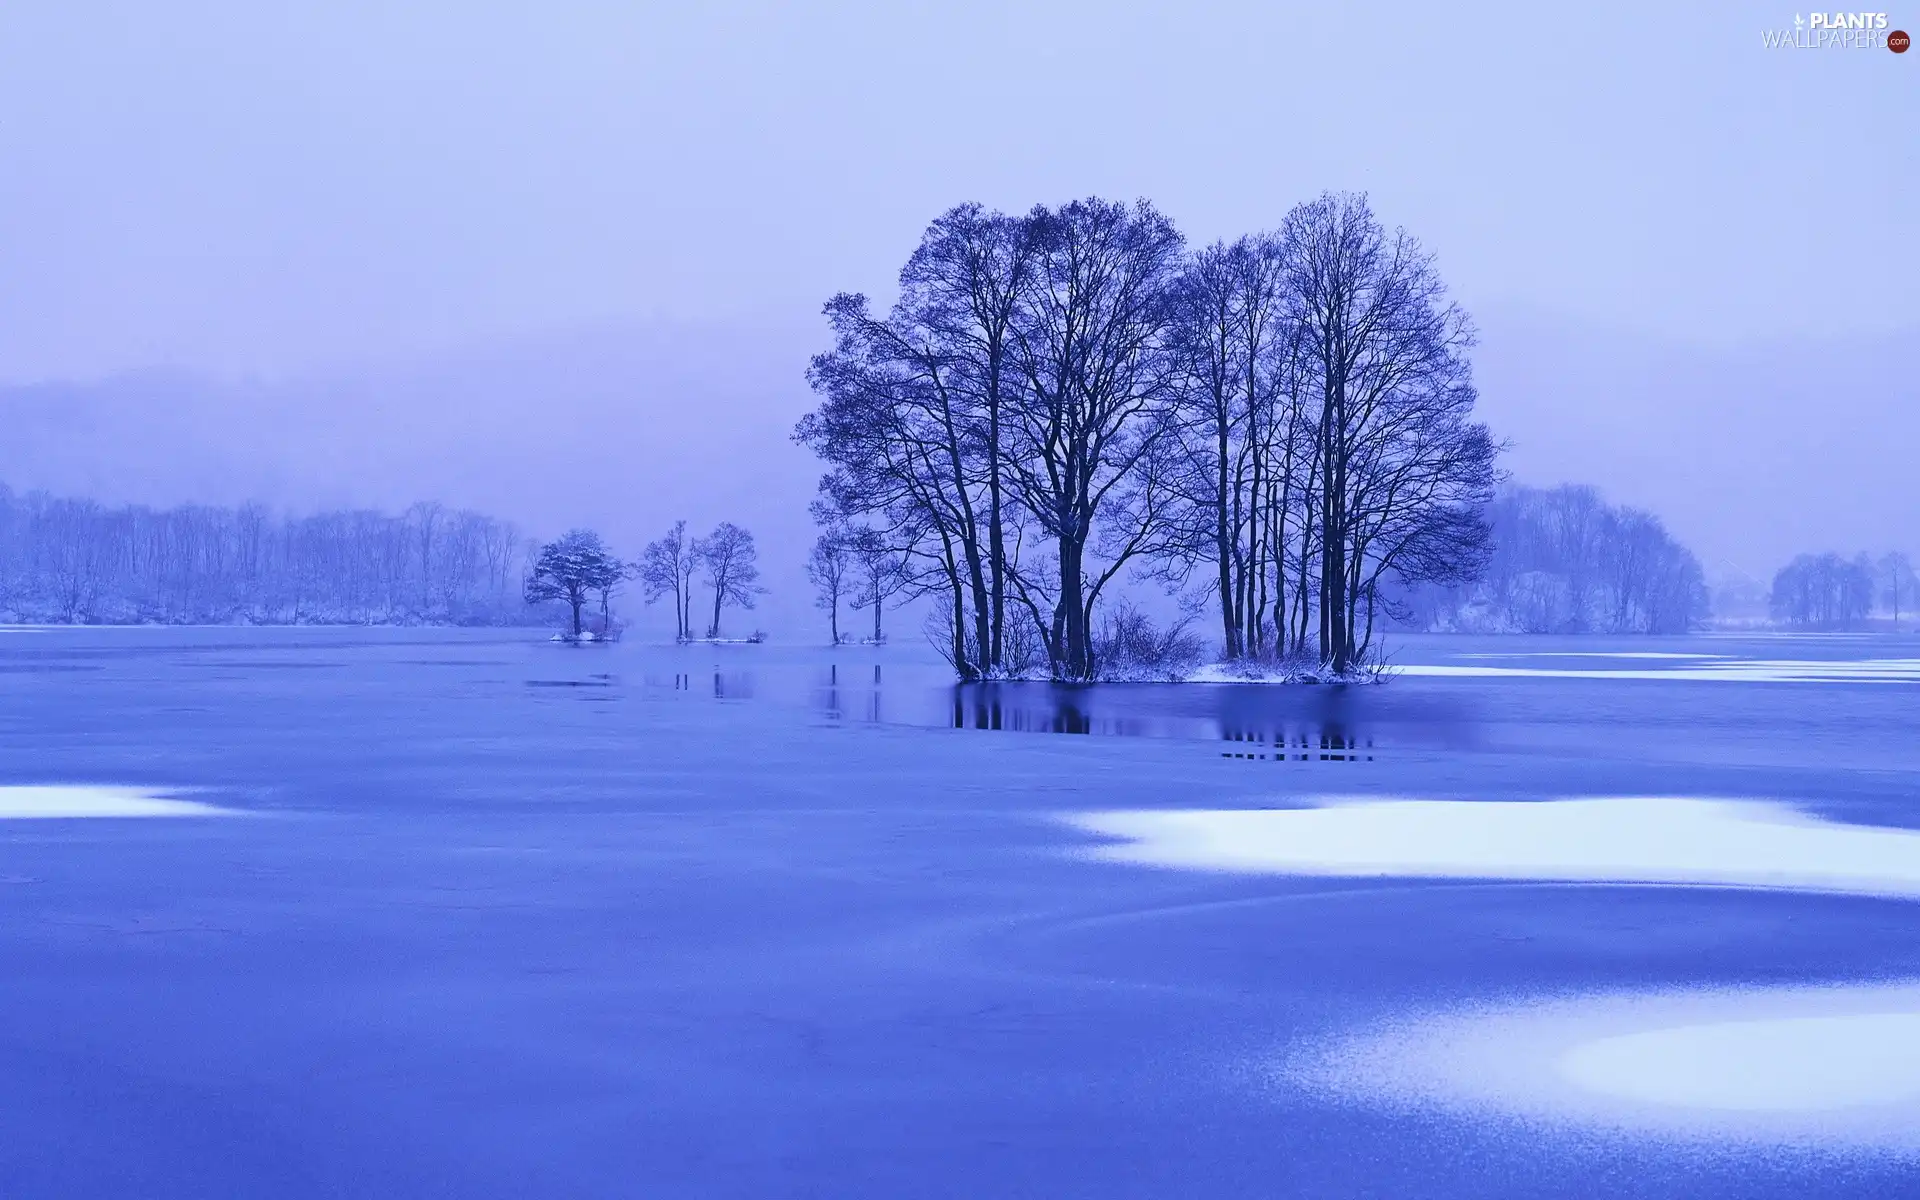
0,785,237,818
7,629,1920,1195
1070,796,1920,898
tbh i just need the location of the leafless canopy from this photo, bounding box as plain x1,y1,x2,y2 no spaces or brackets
799,192,1500,680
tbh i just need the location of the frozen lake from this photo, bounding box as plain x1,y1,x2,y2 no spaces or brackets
5,627,1920,1197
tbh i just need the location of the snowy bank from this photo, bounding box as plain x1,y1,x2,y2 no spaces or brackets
1184,661,1389,686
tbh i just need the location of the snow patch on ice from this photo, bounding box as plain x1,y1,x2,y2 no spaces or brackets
1559,1010,1920,1113
1400,658,1920,683
1069,796,1920,898
1077,797,1920,1150
0,786,239,819
1457,651,1723,660
1287,983,1920,1152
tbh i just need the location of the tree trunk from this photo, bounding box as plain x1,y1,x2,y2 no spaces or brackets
933,526,975,680
988,408,1006,672
1322,380,1351,675
1215,409,1239,660
1057,536,1088,680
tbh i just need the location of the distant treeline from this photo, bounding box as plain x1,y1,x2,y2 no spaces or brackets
1769,551,1915,630
0,483,536,625
1396,485,1709,634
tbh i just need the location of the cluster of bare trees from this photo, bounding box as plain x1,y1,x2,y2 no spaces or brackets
1400,485,1709,634
519,521,770,640
1767,551,1908,630
0,483,529,624
796,192,1496,680
805,515,910,645
632,520,763,640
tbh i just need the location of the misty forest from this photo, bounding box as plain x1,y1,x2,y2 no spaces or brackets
3,194,1913,679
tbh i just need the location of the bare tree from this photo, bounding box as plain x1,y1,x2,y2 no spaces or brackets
847,527,910,643
480,517,523,602
407,500,444,615
594,561,629,632
1162,234,1306,660
636,520,699,641
806,528,854,645
1279,192,1495,671
1004,197,1186,680
798,205,1038,679
697,522,762,638
1878,551,1916,630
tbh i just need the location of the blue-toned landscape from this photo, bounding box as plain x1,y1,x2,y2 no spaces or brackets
5,4,1916,1195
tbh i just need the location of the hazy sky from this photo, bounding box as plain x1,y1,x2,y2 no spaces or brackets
3,0,1913,378
1,1,1915,622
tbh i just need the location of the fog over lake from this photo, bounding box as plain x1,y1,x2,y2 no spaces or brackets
2,3,1913,633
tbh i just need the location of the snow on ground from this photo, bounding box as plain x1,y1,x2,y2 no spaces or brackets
1068,796,1920,898
1185,662,1384,685
0,785,239,818
1396,658,1920,683
1285,983,1920,1152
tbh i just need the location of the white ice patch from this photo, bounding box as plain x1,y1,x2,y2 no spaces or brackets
1398,658,1920,683
1289,984,1920,1152
0,786,238,819
1559,1010,1920,1112
1457,651,1723,660
1071,796,1920,899
1073,797,1920,1150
